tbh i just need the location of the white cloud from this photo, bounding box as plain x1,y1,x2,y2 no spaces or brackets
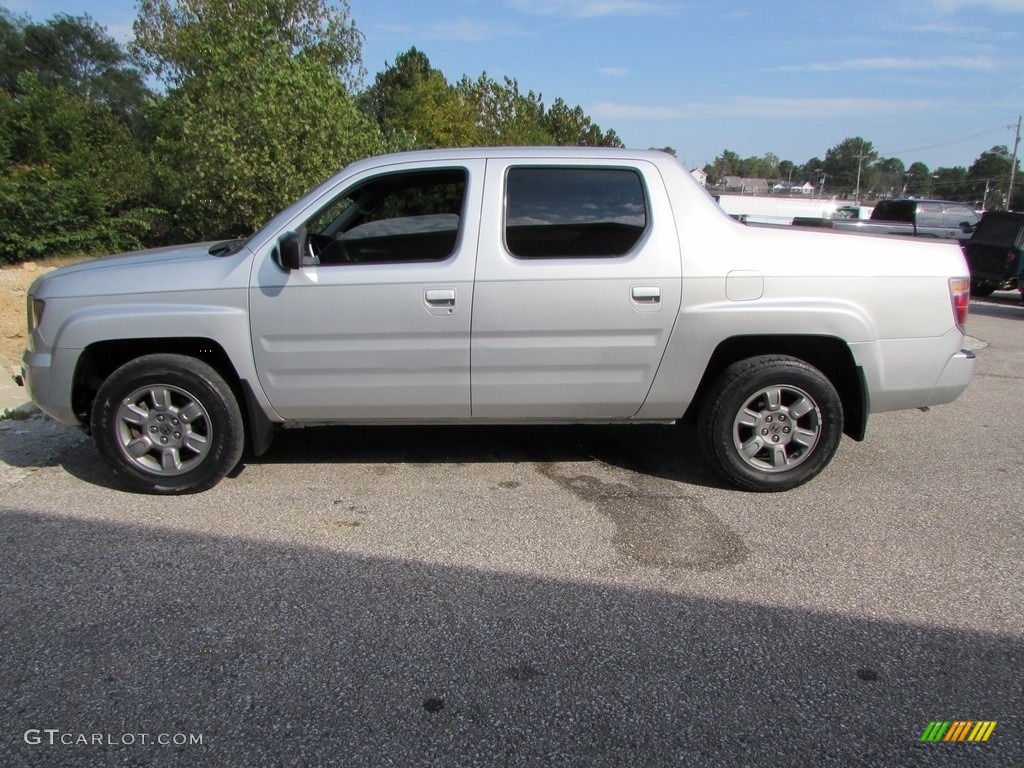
930,0,1024,10
592,102,685,119
768,55,998,73
506,0,678,17
687,96,939,119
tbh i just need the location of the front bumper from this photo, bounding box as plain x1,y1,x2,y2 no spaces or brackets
22,347,81,426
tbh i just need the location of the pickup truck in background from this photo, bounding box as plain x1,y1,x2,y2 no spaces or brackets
795,198,979,241
23,148,976,495
963,211,1024,298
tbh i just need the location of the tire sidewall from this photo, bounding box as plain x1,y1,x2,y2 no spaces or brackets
701,357,843,492
91,355,244,494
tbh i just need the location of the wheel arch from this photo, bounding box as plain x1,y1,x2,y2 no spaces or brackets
72,339,275,455
682,335,868,441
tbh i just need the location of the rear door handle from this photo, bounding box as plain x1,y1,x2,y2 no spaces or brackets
425,288,457,316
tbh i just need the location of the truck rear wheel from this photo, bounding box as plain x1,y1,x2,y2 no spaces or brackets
698,355,843,492
90,354,244,494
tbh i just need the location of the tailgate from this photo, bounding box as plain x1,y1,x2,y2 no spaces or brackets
966,243,1020,280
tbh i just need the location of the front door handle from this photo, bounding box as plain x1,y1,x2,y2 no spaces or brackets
631,286,661,303
425,289,456,306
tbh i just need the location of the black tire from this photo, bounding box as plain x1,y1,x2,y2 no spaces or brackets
91,354,244,494
969,280,996,298
698,355,843,492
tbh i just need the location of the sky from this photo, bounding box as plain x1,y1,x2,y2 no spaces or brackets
6,0,1024,171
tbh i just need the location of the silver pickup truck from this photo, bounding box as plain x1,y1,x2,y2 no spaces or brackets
23,148,976,494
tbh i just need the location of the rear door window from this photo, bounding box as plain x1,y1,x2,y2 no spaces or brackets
916,202,944,228
504,167,648,258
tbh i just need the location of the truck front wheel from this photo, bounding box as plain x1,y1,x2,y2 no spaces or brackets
698,355,843,492
91,354,245,494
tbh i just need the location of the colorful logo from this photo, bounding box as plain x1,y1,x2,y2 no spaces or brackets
920,721,997,742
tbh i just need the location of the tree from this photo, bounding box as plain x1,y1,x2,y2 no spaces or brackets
542,98,622,147
967,145,1019,211
1,11,151,137
904,161,931,197
132,0,381,239
704,150,743,185
133,0,365,90
0,74,155,262
874,157,906,198
456,73,551,146
778,160,795,183
932,166,968,203
359,47,477,150
822,137,877,198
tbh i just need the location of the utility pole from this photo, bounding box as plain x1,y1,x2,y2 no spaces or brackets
1007,115,1021,211
855,154,865,203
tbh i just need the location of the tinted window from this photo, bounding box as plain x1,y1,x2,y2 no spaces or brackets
871,200,915,223
916,202,944,228
943,202,979,228
304,169,466,265
505,167,648,258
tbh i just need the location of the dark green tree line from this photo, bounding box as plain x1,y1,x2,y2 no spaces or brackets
1,10,155,261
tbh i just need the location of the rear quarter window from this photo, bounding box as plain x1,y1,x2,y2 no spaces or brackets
504,167,648,258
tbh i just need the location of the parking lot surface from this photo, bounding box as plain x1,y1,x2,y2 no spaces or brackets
1,295,1022,766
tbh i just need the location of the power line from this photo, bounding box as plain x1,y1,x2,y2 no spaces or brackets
878,120,1016,158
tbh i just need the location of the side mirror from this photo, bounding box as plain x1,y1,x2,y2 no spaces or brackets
277,232,302,270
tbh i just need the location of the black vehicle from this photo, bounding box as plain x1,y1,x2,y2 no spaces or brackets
963,211,1024,298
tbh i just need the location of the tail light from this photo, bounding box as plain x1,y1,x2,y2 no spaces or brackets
949,277,970,332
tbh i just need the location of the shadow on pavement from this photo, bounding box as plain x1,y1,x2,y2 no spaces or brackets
0,509,1020,766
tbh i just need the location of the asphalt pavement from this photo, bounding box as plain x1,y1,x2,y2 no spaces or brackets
1,295,1021,767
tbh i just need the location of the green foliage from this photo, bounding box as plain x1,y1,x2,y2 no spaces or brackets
360,48,478,150
966,145,1020,210
543,98,622,148
0,10,151,137
873,157,906,198
931,166,967,201
904,161,930,197
821,137,877,197
456,73,550,146
703,150,779,184
362,48,621,151
132,0,380,239
0,75,158,263
154,46,382,239
133,0,364,90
